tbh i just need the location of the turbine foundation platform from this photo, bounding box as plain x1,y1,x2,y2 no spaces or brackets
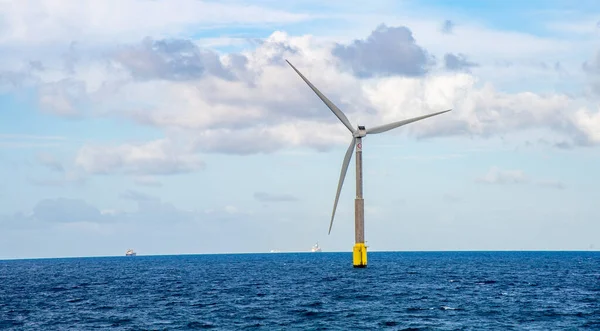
353,243,367,268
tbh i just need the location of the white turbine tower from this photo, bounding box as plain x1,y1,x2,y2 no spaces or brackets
286,60,452,268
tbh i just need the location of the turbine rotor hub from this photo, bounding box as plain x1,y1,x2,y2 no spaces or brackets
353,125,367,138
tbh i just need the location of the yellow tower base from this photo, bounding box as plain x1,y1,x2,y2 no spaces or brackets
353,243,367,268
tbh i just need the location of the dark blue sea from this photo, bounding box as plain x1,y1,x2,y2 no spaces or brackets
1,252,600,330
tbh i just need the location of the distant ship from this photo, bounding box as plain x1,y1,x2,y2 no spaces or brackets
125,249,136,256
311,242,322,252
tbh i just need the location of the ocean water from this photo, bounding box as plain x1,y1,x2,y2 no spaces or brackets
1,251,599,330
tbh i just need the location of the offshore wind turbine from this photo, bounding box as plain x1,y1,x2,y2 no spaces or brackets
286,60,452,268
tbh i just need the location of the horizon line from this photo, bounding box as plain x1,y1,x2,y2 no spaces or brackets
1,249,599,261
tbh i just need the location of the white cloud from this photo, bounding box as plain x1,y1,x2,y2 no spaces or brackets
21,27,595,174
476,166,528,185
338,13,577,60
75,139,204,175
30,151,88,186
361,71,589,144
573,107,600,143
332,24,433,78
1,10,599,175
327,12,593,95
545,18,600,36
193,121,349,154
0,0,313,45
95,32,600,146
38,79,87,117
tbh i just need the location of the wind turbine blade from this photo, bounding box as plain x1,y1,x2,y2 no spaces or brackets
366,109,452,135
286,60,355,133
329,137,356,235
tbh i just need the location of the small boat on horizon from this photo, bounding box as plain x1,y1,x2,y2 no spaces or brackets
311,242,322,252
125,249,136,256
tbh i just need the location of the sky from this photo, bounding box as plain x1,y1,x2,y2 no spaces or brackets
1,0,600,259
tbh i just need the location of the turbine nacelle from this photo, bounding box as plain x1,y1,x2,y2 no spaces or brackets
353,126,367,138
